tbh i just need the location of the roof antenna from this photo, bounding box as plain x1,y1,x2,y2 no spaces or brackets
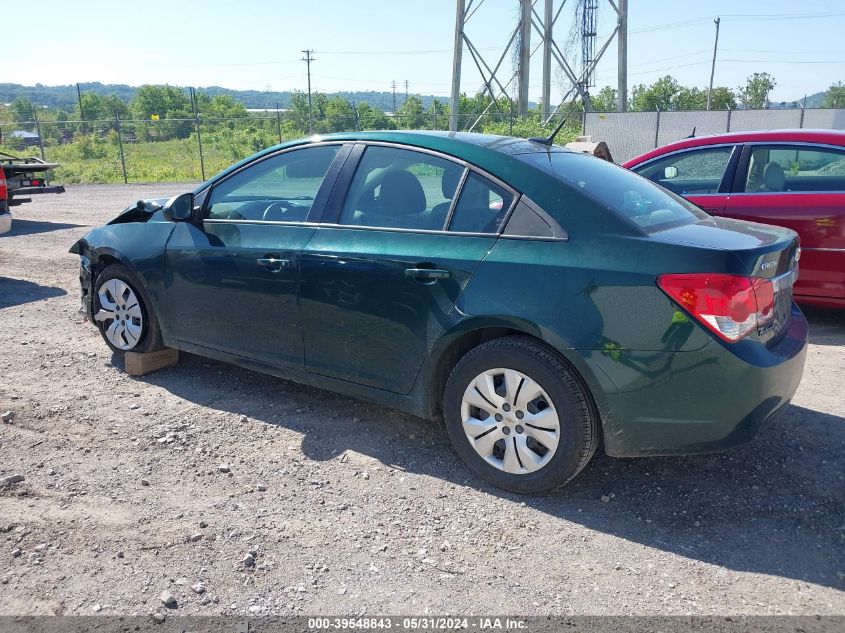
528,110,574,147
686,126,696,138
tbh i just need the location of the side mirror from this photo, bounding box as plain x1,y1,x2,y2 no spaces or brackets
663,166,678,180
162,193,194,221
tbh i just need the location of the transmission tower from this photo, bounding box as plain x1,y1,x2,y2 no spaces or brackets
449,0,628,130
581,0,598,89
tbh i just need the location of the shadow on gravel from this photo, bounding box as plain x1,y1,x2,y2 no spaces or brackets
0,276,67,309
136,351,845,592
6,218,84,236
803,305,845,346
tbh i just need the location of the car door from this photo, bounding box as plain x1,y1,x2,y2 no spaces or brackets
725,143,845,301
632,144,740,216
162,143,350,368
299,143,516,394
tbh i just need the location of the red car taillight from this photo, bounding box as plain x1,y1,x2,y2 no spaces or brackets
0,169,7,204
658,273,775,342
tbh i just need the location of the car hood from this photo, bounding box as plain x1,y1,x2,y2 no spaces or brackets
107,198,169,225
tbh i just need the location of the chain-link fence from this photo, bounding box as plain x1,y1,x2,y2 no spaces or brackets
0,110,550,184
585,107,845,163
4,107,843,183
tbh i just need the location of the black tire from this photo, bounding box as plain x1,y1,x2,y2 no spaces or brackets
443,336,599,493
93,263,164,355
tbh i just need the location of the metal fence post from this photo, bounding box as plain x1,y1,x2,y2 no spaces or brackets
654,107,661,148
276,103,282,143
114,112,128,184
582,107,587,135
32,112,50,185
799,105,806,129
726,106,732,132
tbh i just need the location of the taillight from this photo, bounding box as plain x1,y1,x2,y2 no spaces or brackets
0,168,7,204
658,273,775,342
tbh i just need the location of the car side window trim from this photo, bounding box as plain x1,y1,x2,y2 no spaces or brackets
320,141,521,236
442,168,470,230
730,142,845,195
199,142,353,223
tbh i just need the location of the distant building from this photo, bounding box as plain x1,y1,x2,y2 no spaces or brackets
8,130,40,148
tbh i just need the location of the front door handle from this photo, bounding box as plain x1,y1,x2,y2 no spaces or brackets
405,267,451,281
257,257,290,272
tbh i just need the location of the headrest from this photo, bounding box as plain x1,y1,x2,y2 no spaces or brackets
379,170,426,215
763,162,786,191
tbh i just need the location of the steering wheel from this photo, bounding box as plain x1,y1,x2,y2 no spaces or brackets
262,201,291,222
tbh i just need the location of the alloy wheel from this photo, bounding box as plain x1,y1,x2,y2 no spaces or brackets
460,367,560,474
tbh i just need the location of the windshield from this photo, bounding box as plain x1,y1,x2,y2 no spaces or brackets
521,151,709,232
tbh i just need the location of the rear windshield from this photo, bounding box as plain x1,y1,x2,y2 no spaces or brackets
520,151,709,232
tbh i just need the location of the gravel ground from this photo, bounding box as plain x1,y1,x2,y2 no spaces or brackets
0,184,843,618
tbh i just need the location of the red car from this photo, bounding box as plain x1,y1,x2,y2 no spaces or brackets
624,130,845,309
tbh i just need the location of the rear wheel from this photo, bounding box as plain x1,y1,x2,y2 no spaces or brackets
93,264,163,355
443,336,598,493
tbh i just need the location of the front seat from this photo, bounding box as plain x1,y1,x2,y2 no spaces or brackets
762,162,786,192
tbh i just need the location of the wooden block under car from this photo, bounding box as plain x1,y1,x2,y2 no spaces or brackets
124,348,179,376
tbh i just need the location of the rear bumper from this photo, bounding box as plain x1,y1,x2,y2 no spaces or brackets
0,212,11,235
588,306,808,457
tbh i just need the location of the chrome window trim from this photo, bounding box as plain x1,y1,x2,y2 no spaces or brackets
202,139,567,241
203,217,497,239
203,219,318,227
725,190,845,196
800,247,845,253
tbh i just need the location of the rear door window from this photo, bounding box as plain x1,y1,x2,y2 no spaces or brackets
338,145,465,230
635,147,735,195
447,172,514,233
742,145,845,192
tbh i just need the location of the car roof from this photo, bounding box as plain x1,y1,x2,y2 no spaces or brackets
622,128,845,167
202,130,571,191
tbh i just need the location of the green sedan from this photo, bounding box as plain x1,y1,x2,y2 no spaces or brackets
70,131,807,493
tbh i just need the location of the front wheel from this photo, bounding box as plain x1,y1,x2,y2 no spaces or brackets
93,264,163,354
443,336,599,493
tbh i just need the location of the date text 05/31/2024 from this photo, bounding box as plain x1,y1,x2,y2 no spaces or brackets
307,617,528,630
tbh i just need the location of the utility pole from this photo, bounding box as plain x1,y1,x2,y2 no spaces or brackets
391,81,397,113
76,83,84,118
449,0,465,131
617,0,627,112
706,17,720,111
404,80,409,104
301,49,315,134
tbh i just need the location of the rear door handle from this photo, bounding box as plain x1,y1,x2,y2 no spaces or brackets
405,267,450,281
257,257,290,272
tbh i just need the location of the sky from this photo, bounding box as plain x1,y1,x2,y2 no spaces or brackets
5,0,844,104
